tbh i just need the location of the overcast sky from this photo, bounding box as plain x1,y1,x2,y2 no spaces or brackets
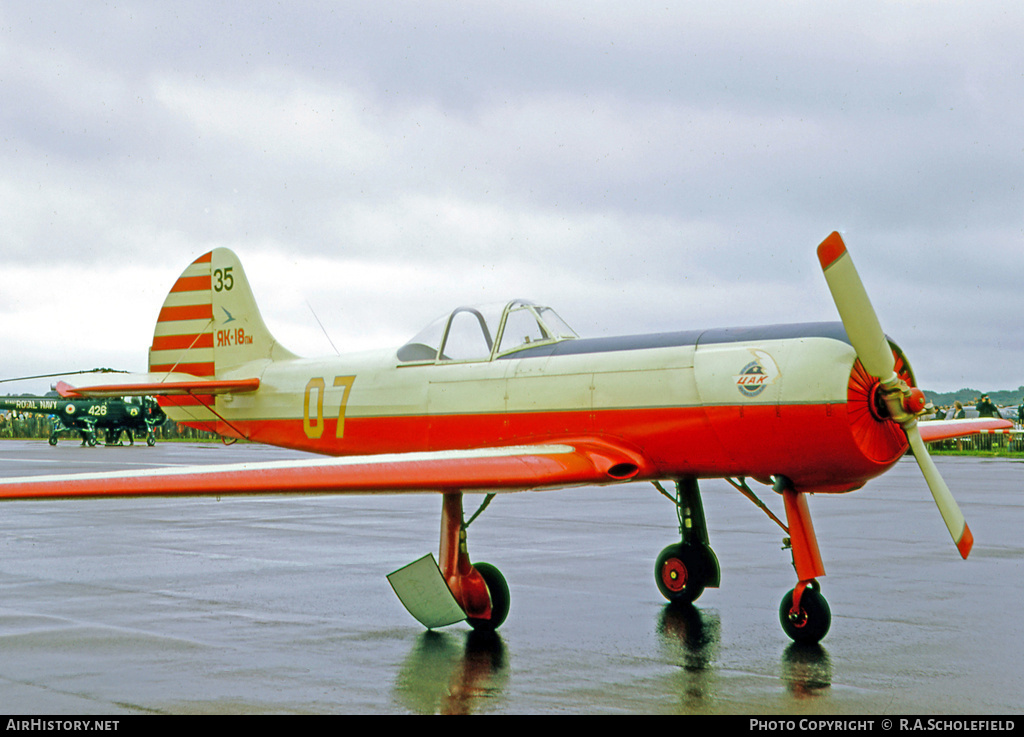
2,1,1021,395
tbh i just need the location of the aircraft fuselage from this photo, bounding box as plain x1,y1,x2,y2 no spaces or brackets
162,321,909,493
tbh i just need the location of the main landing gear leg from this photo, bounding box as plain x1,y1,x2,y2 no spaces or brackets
439,493,510,631
775,477,831,644
655,479,721,604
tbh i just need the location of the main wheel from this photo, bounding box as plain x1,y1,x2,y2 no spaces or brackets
466,562,510,632
779,584,831,644
655,543,708,604
48,435,58,446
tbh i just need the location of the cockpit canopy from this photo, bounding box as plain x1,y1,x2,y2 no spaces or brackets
397,299,578,363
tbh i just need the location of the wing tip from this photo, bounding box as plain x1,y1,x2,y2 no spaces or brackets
817,231,847,270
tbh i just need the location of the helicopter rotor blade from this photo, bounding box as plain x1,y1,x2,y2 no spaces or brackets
0,368,128,384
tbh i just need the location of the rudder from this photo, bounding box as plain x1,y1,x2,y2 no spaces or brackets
149,248,296,379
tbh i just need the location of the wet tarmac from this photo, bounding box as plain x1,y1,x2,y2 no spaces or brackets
0,439,1020,714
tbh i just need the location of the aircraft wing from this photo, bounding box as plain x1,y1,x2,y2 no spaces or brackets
55,374,260,398
917,417,1014,443
0,439,650,501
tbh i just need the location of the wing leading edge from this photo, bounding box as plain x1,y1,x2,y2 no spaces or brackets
916,418,1013,443
0,439,650,501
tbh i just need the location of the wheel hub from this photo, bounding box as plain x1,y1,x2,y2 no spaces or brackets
661,559,687,592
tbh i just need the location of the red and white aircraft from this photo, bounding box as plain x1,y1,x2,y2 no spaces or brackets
0,232,1009,642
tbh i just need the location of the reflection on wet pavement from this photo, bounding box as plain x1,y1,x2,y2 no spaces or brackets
395,631,509,714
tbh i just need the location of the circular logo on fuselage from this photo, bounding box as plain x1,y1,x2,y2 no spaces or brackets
733,349,780,397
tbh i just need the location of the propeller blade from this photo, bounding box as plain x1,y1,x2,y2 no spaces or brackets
904,422,973,559
816,232,897,384
816,231,972,559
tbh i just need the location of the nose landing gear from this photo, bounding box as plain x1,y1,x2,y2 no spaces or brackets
777,477,830,644
780,580,831,645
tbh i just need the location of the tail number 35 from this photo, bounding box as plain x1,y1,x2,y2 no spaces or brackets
303,376,356,440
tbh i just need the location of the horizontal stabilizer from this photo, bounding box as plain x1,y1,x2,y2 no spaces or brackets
55,375,260,398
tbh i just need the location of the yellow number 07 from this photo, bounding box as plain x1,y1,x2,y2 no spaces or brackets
303,376,356,439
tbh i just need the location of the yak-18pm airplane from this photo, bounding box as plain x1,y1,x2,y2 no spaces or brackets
0,232,1010,643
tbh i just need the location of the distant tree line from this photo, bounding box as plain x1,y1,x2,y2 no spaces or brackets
923,386,1024,408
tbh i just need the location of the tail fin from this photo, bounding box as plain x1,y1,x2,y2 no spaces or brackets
149,248,297,379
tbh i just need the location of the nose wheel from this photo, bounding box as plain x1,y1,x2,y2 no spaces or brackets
779,581,831,644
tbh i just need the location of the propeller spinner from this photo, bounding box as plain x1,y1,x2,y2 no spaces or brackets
817,232,973,559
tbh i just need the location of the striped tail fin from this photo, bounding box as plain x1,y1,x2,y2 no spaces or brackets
149,248,296,429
